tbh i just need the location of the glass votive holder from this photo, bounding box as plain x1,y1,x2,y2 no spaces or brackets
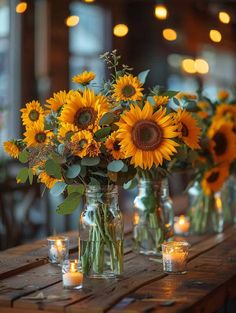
62,259,83,290
47,236,69,264
174,215,190,235
162,241,190,274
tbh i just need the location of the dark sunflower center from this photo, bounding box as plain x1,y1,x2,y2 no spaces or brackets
78,139,87,149
207,171,220,183
29,110,39,121
181,123,189,137
212,132,227,156
132,120,162,151
35,132,46,143
113,140,120,151
122,84,136,98
74,108,97,129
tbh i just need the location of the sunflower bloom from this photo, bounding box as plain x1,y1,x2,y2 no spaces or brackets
113,74,143,102
45,91,68,113
87,140,101,157
208,121,236,164
201,166,229,196
21,101,45,128
39,171,61,189
218,90,229,101
175,109,201,149
3,141,20,158
72,71,96,85
213,104,236,126
58,123,78,141
23,123,54,147
105,131,125,160
176,92,197,100
153,95,169,107
117,102,179,169
59,89,108,132
70,130,93,158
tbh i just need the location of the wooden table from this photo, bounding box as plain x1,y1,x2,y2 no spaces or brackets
1,224,236,313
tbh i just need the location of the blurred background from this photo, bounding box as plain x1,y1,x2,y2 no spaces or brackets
0,0,236,249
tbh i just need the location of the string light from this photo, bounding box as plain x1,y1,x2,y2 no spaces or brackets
65,15,80,27
195,59,209,74
113,24,129,37
182,59,196,74
154,4,168,20
209,29,222,43
219,11,230,24
162,28,177,41
16,2,27,14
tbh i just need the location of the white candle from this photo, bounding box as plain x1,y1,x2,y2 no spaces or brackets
174,215,190,235
62,260,83,289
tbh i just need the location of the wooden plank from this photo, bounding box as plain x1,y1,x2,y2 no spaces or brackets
0,308,55,313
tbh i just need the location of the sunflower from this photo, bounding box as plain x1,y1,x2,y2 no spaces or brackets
58,123,78,141
105,131,125,160
23,123,54,147
21,101,45,128
116,102,179,169
213,104,236,125
59,89,108,132
218,90,229,102
70,130,93,158
174,109,201,149
3,141,20,158
72,71,96,85
38,171,61,189
113,74,143,102
153,95,169,107
208,121,236,164
175,92,197,100
201,166,229,196
45,91,68,113
87,140,101,157
197,101,210,111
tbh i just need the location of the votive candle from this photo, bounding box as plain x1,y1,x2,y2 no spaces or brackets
174,215,190,235
62,259,83,289
47,236,69,264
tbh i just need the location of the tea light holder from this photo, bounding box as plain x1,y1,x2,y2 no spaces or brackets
174,215,190,235
162,241,190,274
47,236,69,264
62,259,83,290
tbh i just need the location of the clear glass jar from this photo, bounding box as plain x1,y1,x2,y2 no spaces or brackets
221,174,236,224
133,178,174,255
79,185,123,279
188,182,224,234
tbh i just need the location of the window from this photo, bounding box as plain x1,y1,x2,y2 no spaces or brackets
69,1,111,89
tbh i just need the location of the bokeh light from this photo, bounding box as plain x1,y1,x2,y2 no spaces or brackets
65,16,80,27
162,28,177,41
195,59,209,74
16,2,27,14
219,11,230,24
182,58,196,74
113,24,129,37
209,30,222,43
154,5,168,20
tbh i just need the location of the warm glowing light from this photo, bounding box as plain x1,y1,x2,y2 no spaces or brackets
162,28,177,41
182,58,196,74
65,16,80,27
219,11,230,24
209,29,222,43
113,24,129,37
154,5,168,20
195,59,209,74
83,0,95,2
133,212,140,225
16,2,27,14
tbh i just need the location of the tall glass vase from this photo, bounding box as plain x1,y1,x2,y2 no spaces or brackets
221,175,236,224
133,178,174,255
188,182,224,234
79,185,123,278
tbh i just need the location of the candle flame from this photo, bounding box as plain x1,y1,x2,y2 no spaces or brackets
70,261,77,273
179,215,186,225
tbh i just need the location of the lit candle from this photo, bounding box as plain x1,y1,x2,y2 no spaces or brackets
174,215,190,235
62,260,83,289
162,241,190,274
47,236,69,264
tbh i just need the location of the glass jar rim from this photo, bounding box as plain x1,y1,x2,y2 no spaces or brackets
162,241,190,248
47,236,69,242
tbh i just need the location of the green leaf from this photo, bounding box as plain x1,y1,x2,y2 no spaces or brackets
138,69,150,84
147,96,156,106
107,160,125,172
89,177,100,186
66,164,81,179
92,171,107,177
94,127,111,139
173,97,181,107
19,151,29,164
99,112,115,126
80,166,87,177
81,157,100,166
50,181,67,196
67,184,85,195
45,159,62,179
56,192,81,215
16,167,29,183
28,168,33,184
58,144,65,155
161,90,179,98
123,178,138,190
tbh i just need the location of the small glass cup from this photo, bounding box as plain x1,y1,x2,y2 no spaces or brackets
162,241,190,274
47,236,69,264
62,259,83,290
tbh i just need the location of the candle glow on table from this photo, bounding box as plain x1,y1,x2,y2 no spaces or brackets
62,260,83,289
162,241,190,274
174,215,190,235
47,236,69,264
